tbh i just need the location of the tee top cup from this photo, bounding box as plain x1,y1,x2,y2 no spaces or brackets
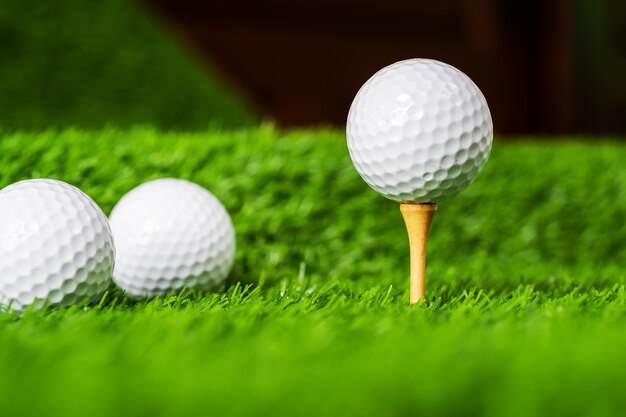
346,59,493,304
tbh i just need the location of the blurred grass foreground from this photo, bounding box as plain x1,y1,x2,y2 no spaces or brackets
0,0,254,130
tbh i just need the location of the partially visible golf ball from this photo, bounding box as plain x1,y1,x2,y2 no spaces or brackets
0,179,115,311
347,59,493,202
109,179,236,297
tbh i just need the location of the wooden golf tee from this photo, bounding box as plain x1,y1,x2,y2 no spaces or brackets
400,203,437,304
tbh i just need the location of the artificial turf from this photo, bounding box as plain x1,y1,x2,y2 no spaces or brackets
1,127,625,417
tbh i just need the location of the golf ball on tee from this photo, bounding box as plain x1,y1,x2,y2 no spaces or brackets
0,179,115,311
109,179,236,297
347,59,493,202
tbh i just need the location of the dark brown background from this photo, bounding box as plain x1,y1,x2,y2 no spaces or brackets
144,0,626,135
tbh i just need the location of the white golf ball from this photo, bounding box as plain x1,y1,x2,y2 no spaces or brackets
347,59,493,202
0,179,115,311
109,179,236,297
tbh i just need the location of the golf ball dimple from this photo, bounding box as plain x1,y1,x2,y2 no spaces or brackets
109,178,236,298
0,179,115,311
347,59,493,203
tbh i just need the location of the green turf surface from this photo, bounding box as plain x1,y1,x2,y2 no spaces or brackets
0,0,254,129
1,128,626,416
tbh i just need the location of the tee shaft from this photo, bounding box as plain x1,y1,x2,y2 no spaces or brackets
400,203,437,304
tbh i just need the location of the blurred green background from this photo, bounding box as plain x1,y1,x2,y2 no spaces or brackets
0,0,254,130
1,0,624,133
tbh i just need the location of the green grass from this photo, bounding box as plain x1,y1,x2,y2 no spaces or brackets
0,0,254,129
1,127,626,417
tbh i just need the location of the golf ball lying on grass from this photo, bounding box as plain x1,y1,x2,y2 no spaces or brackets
109,178,236,297
347,58,493,303
0,179,115,311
